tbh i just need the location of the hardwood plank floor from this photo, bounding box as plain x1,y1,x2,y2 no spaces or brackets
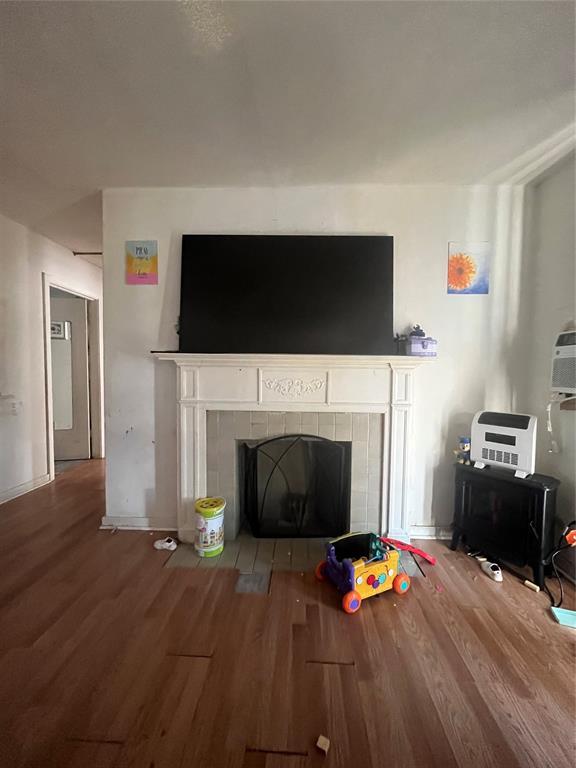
0,460,574,768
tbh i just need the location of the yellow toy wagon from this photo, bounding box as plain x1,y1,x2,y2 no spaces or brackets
315,532,411,613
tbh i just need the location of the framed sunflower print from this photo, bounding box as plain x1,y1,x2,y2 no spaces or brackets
447,242,490,295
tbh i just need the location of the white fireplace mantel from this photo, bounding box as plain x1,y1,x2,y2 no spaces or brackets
154,353,433,543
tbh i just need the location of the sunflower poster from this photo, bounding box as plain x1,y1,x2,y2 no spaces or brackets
125,240,158,285
447,242,490,295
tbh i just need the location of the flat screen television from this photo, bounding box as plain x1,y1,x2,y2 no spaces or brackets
178,234,393,354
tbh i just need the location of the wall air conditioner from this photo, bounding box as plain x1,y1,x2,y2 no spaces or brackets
551,330,576,395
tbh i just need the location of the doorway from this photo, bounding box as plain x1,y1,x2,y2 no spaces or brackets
50,288,91,462
43,275,103,480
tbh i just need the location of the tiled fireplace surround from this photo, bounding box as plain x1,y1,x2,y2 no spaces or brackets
155,353,432,543
206,410,383,539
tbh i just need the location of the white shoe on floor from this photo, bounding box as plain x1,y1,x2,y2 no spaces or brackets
154,537,178,551
481,561,503,582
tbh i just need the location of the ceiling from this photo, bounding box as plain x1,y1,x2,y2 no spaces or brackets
0,1,574,253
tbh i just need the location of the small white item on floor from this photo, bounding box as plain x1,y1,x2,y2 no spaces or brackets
523,579,540,593
475,555,488,562
316,735,330,755
153,537,178,551
481,561,503,582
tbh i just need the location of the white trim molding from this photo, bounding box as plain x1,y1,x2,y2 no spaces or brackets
100,515,178,531
483,123,576,186
0,474,51,505
484,125,575,411
154,353,433,544
410,525,453,540
42,272,105,481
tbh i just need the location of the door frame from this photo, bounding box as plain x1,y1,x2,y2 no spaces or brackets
42,272,104,480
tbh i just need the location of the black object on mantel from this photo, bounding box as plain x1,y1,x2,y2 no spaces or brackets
451,464,559,588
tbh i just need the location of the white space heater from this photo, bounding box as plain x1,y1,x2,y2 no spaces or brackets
471,411,537,479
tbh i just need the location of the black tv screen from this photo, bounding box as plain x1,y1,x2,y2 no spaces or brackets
179,234,393,354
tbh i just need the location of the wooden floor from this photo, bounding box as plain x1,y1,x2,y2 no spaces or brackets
0,461,574,768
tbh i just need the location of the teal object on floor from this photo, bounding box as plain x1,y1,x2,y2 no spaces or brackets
551,607,576,628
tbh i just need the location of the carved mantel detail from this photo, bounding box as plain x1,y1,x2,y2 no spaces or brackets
263,377,325,399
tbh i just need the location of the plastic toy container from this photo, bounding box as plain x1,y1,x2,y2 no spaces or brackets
194,497,225,557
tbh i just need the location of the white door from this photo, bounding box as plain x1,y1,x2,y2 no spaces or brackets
51,296,91,460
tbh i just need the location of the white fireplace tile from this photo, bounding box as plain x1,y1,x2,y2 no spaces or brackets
352,413,369,442
207,470,219,496
368,440,381,460
220,476,236,499
367,457,381,476
301,412,319,434
367,491,380,524
206,438,218,469
335,412,352,440
351,490,367,520
351,521,369,534
219,433,235,456
351,441,368,470
350,520,368,533
224,500,238,540
285,412,302,433
250,411,268,425
368,427,382,455
318,423,336,440
234,411,251,435
335,424,352,441
268,412,286,436
250,423,268,439
369,412,382,437
207,411,219,439
219,467,236,495
335,412,351,426
351,470,368,493
218,411,236,438
318,412,335,440
368,472,381,494
368,416,382,454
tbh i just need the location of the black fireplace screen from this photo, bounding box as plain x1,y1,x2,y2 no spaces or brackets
239,434,351,538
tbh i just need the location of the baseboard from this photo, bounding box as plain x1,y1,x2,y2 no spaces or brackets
410,525,453,540
100,515,177,532
0,474,51,505
100,517,452,541
386,527,411,543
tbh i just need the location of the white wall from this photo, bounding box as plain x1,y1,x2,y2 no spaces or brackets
103,184,509,533
0,212,103,502
514,155,575,526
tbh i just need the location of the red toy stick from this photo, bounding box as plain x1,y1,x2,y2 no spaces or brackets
379,537,437,566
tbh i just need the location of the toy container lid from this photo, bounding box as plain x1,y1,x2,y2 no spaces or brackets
195,497,226,516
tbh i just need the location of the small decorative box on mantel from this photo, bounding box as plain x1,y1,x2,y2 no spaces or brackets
396,324,438,357
403,336,438,356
